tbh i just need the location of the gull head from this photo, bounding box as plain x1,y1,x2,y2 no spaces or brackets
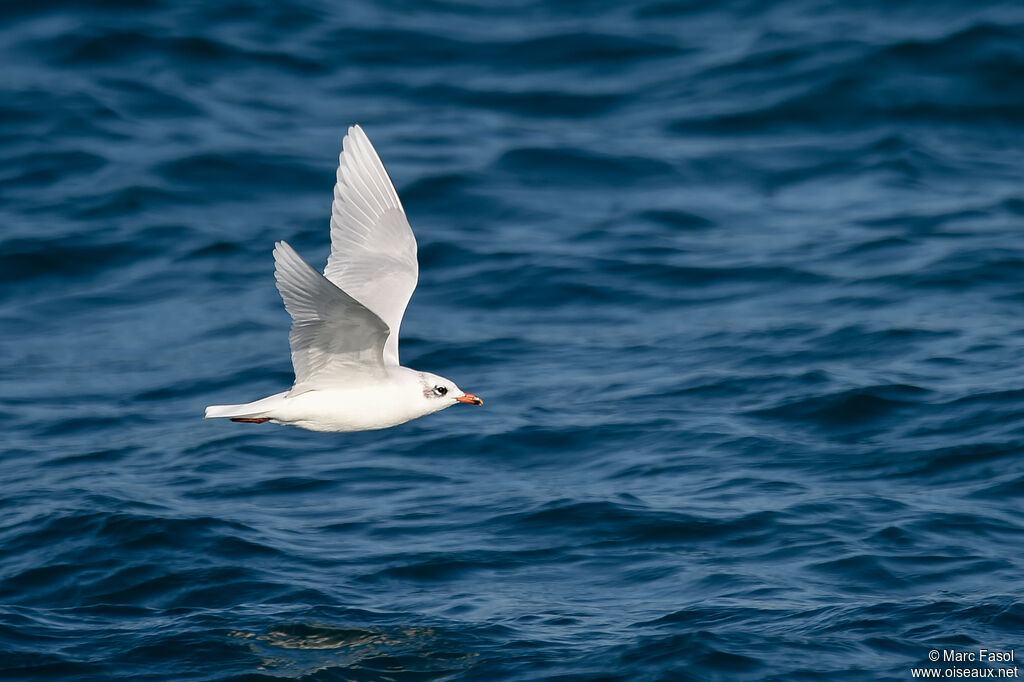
416,371,484,411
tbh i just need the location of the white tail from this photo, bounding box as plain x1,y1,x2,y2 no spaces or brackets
204,392,288,420
204,404,251,419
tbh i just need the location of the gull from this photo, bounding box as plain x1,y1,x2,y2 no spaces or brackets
204,125,483,432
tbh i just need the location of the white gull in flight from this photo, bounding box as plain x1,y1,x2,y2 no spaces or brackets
204,125,483,432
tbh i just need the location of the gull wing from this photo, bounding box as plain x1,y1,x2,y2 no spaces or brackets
323,125,418,367
274,240,390,395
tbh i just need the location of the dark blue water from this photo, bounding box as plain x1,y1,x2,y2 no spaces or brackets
2,1,1024,679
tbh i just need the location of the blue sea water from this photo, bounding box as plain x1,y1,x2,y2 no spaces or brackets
2,0,1024,679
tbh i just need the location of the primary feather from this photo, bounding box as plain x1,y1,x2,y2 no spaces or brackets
273,240,390,394
324,125,418,366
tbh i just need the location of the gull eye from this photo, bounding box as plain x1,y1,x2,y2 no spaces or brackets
433,385,448,397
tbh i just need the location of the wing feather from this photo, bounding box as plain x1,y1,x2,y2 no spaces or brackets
323,125,418,366
274,240,389,394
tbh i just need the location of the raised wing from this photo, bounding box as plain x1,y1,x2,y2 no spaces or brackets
274,240,390,395
323,125,418,366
